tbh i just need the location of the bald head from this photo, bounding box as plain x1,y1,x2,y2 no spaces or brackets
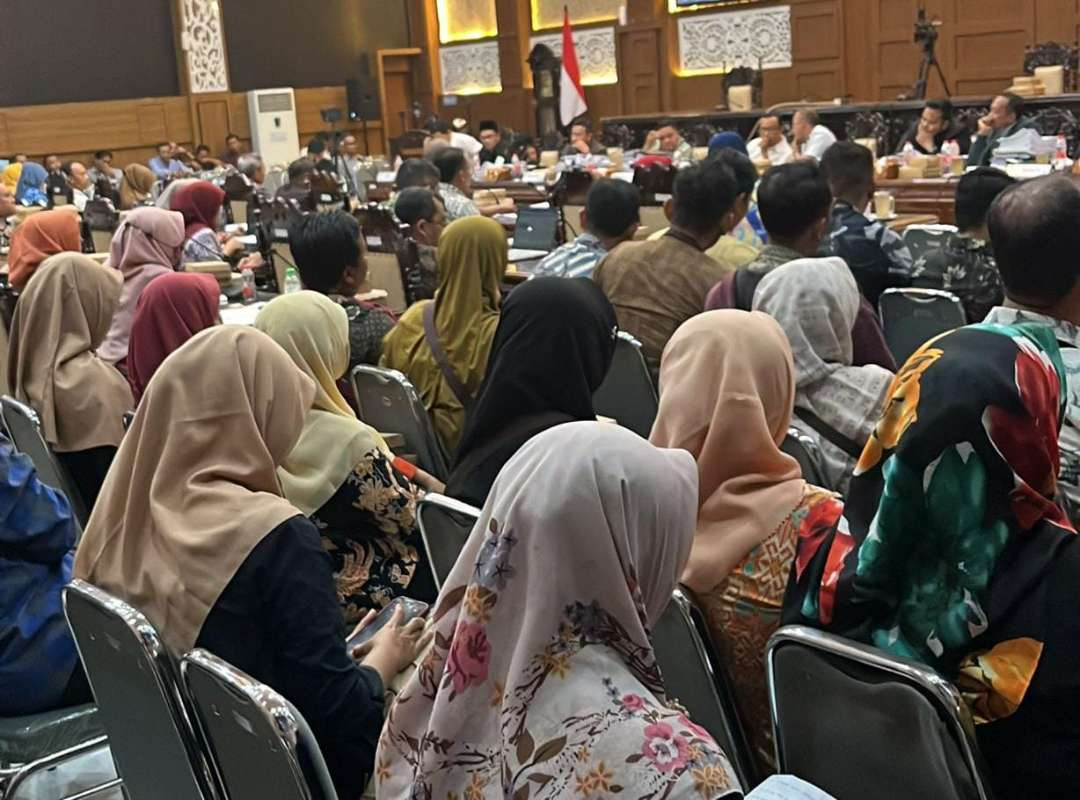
988,175,1080,304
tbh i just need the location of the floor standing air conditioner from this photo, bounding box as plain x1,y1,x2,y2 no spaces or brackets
247,88,299,169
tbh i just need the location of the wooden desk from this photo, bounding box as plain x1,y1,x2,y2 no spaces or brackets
885,213,940,232
472,180,547,205
876,178,957,225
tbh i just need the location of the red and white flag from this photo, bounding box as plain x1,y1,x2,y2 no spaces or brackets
559,8,588,127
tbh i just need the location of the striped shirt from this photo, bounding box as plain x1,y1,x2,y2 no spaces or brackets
532,234,607,279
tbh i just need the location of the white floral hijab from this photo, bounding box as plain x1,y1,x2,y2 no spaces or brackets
376,422,742,800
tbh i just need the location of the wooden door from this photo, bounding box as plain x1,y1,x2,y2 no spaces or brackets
377,49,422,154
618,28,662,114
193,96,231,151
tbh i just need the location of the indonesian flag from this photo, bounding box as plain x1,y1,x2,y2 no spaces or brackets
559,8,588,127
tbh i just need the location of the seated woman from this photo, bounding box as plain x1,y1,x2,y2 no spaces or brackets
376,422,742,799
118,164,156,210
97,207,185,369
650,309,843,772
381,216,507,455
1,436,90,716
254,292,433,620
7,207,81,291
170,180,253,268
127,272,220,401
15,162,48,207
784,324,1080,798
445,277,617,507
753,257,893,494
8,253,133,509
74,326,427,800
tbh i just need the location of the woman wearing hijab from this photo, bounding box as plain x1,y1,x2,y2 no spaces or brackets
8,254,133,509
97,207,185,368
784,324,1080,798
753,257,893,494
2,162,22,194
154,176,197,210
376,422,742,799
445,277,617,507
381,216,506,454
170,180,227,265
14,162,48,206
127,272,220,402
118,164,156,210
255,292,432,620
650,310,842,771
74,326,429,800
7,208,81,291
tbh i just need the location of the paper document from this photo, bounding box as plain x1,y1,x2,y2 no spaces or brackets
745,775,837,800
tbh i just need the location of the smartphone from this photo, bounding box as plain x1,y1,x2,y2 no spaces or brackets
346,597,430,650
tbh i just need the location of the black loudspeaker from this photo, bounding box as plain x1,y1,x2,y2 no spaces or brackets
346,76,381,121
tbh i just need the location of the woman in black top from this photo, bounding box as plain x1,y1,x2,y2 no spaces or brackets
445,278,618,506
74,326,427,800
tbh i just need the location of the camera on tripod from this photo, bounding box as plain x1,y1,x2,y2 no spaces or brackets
900,6,949,100
913,7,940,50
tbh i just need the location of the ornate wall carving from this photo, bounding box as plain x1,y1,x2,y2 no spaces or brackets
529,27,618,86
180,0,229,93
440,41,503,95
677,4,792,74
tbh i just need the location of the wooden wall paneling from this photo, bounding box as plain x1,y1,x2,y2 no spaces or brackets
0,114,8,154
619,25,664,114
1033,0,1078,40
844,0,874,101
405,0,442,119
378,50,423,152
194,97,233,152
945,0,1035,96
874,0,926,100
135,103,170,145
791,1,845,101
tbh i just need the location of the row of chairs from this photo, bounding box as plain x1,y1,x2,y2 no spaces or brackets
415,493,996,799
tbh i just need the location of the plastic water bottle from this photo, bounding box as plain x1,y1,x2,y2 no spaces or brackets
901,141,916,165
1055,134,1069,169
284,266,302,294
241,267,256,305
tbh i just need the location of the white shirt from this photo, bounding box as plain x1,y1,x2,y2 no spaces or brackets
748,136,793,166
450,131,483,161
798,125,837,162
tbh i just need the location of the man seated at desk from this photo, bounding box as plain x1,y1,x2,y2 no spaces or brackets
276,158,317,209
434,147,514,220
562,118,607,157
394,186,446,299
63,161,96,212
148,142,189,181
89,150,122,187
748,114,793,166
968,92,1037,167
792,109,837,163
238,153,266,189
477,121,510,165
895,99,969,155
219,133,243,168
643,121,695,166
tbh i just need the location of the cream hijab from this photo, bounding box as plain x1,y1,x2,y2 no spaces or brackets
377,422,740,799
651,310,806,595
8,253,133,452
73,326,316,653
254,291,389,516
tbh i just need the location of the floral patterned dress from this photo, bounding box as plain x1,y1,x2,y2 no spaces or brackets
310,449,423,623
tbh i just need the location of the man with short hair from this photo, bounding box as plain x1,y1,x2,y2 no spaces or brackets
379,157,441,214
434,146,480,221
911,167,1015,322
194,144,223,170
89,150,122,186
594,161,738,377
534,179,641,279
331,134,365,199
425,118,483,166
895,99,967,155
219,133,243,167
747,115,793,166
288,209,395,367
306,137,336,173
148,142,187,180
477,120,508,164
983,175,1080,505
238,153,266,186
792,109,837,162
562,118,606,156
394,186,447,299
820,141,912,305
0,183,15,218
63,161,95,211
43,154,62,174
968,92,1037,167
276,157,317,209
643,122,695,166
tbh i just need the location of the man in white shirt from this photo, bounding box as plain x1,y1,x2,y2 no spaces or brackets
792,109,837,163
64,161,95,212
427,120,483,168
747,114,793,166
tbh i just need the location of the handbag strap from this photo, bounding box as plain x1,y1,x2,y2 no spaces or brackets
793,406,865,460
423,300,473,409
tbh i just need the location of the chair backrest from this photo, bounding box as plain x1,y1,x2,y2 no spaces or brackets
652,589,759,791
879,287,966,366
62,580,220,800
349,365,450,480
416,493,481,590
181,649,337,800
0,395,89,529
593,332,658,439
901,224,957,261
780,427,831,491
365,251,407,314
766,625,993,800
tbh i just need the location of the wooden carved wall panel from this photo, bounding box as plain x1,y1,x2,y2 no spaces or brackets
619,29,662,114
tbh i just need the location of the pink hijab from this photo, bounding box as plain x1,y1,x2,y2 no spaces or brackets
97,207,185,364
650,310,807,595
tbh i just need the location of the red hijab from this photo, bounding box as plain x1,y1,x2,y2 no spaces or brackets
127,272,220,401
170,181,225,239
8,209,82,290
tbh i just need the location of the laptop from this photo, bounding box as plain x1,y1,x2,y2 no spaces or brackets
512,206,559,253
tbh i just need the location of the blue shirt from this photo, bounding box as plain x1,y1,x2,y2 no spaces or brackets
0,439,80,715
532,233,608,279
148,156,187,180
822,201,913,306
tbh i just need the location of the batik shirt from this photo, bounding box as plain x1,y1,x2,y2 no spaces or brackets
532,233,608,279
438,182,480,221
822,200,913,306
911,235,1003,323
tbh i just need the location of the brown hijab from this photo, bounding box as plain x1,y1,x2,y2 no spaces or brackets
119,164,156,210
7,208,82,291
8,253,133,453
74,326,316,653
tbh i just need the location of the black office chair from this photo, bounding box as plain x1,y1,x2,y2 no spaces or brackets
593,332,658,440
879,288,966,366
902,224,957,262
181,649,338,800
766,625,994,800
416,493,482,590
63,580,223,800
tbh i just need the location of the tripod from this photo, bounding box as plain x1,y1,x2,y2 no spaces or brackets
912,44,951,99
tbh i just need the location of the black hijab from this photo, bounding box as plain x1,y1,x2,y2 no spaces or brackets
446,277,618,506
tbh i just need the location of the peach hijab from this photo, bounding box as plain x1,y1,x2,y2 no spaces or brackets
650,310,806,594
74,326,316,653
